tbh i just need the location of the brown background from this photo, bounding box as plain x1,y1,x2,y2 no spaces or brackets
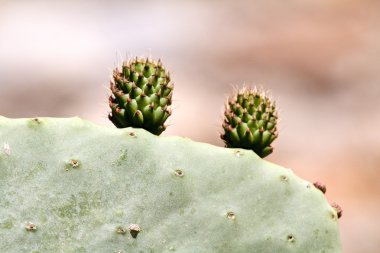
1,0,379,252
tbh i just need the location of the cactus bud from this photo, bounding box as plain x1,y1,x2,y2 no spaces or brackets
109,57,173,135
221,87,278,158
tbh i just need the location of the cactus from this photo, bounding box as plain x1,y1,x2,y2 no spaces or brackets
221,87,278,158
0,116,341,252
109,57,173,135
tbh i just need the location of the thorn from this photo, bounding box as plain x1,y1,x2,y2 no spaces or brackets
331,203,343,219
116,90,123,97
313,181,326,194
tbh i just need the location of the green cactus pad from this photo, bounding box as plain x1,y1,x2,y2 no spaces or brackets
109,57,173,135
0,117,341,252
221,87,278,158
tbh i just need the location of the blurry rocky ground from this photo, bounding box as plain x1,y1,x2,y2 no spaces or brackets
0,0,379,252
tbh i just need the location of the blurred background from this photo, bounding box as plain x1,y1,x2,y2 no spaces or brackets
0,0,379,252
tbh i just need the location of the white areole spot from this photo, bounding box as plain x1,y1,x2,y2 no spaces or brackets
3,143,11,156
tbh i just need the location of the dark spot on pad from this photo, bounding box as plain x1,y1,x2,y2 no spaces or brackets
174,169,184,177
65,159,80,171
227,211,236,220
129,224,141,238
25,222,37,231
287,234,295,243
27,118,43,128
116,226,126,234
70,160,79,168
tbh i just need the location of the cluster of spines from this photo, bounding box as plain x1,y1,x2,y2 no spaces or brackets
221,87,278,158
109,57,173,135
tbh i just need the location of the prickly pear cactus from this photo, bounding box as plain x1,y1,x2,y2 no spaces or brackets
0,117,341,253
221,87,278,158
108,57,173,135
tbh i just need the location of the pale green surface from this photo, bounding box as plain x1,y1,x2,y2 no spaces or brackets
0,117,341,253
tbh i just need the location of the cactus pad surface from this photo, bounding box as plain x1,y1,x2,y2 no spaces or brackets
0,117,341,252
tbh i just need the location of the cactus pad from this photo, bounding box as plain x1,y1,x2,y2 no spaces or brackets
221,87,278,158
0,117,341,252
109,57,173,135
